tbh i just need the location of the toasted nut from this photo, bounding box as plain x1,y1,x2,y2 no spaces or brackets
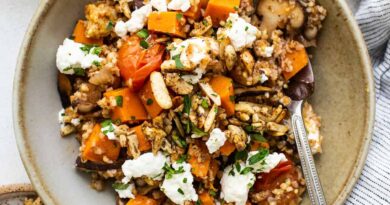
199,82,222,106
150,72,173,109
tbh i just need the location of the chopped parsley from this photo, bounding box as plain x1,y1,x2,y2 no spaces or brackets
195,200,202,205
106,21,114,30
183,178,188,183
176,13,183,20
131,116,136,120
173,133,187,148
202,19,209,26
136,29,149,39
235,162,241,172
251,133,267,142
233,6,239,11
146,98,153,105
112,182,128,190
245,26,249,31
163,163,185,179
116,96,123,107
248,149,269,165
172,54,184,69
140,40,149,49
200,99,209,109
80,44,99,54
244,125,254,133
229,95,235,102
191,123,208,137
91,47,102,55
73,67,85,76
92,60,101,67
177,188,185,195
101,119,115,135
177,154,188,163
234,150,248,161
240,167,253,175
209,190,216,197
183,95,191,115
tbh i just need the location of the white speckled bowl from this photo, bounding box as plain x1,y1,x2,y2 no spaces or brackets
14,0,375,204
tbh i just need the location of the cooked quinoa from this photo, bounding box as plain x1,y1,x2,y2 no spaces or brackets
56,0,326,204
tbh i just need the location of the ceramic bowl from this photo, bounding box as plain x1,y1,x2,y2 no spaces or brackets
13,0,375,204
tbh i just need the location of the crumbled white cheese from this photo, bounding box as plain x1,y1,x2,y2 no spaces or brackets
260,73,268,84
151,0,168,11
122,152,167,183
246,151,287,173
181,68,205,84
206,128,227,153
101,121,118,140
126,4,152,33
167,0,191,12
223,13,259,51
161,162,198,205
220,163,256,205
115,183,135,199
56,38,102,74
114,20,128,37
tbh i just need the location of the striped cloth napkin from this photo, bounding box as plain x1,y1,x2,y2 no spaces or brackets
346,0,390,204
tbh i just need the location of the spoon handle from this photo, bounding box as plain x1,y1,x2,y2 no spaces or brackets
290,101,327,205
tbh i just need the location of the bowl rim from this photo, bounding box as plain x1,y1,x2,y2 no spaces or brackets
13,0,375,204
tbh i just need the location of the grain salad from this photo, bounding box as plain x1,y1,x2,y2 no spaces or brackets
56,0,326,204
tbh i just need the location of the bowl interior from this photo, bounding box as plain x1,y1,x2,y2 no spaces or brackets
14,0,374,204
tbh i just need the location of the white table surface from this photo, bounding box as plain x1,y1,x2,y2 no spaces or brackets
0,0,359,187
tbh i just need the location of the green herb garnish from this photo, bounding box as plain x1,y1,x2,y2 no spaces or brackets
240,167,253,175
172,54,184,69
209,190,216,197
234,150,248,161
116,96,123,107
73,67,85,76
192,124,208,137
136,29,149,39
248,149,269,165
229,95,235,102
146,98,153,105
176,13,183,20
183,178,188,183
140,40,149,49
251,133,267,142
106,21,114,30
201,99,209,109
183,95,191,115
112,182,129,190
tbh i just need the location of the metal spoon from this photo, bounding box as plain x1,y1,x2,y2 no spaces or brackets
285,62,327,205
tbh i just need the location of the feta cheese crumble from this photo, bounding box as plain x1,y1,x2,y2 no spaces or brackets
223,13,259,51
56,38,102,74
151,0,168,11
169,37,219,70
58,109,65,125
161,162,198,205
303,102,323,154
220,163,255,205
246,151,287,173
206,128,227,153
167,0,191,12
114,183,135,199
181,67,205,84
114,20,128,37
260,73,269,84
114,4,153,37
122,152,167,183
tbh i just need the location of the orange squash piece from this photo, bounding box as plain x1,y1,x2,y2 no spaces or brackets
138,79,163,118
209,75,235,116
104,88,148,123
219,141,236,156
184,1,202,20
209,159,219,179
148,12,186,38
204,0,240,25
199,192,215,205
188,142,211,178
127,195,158,205
282,47,309,80
82,124,120,163
73,20,103,45
131,125,152,152
200,0,209,8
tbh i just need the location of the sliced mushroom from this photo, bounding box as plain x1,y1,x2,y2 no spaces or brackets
199,82,221,106
150,72,173,109
58,72,72,108
75,157,124,171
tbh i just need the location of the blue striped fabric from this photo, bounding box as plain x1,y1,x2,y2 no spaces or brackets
346,0,390,204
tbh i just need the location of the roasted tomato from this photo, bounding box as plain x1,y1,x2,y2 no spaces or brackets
254,160,300,205
117,35,165,91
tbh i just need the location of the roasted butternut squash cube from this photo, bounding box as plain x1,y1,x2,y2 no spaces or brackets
148,12,186,38
204,0,240,25
82,124,120,163
104,88,149,123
